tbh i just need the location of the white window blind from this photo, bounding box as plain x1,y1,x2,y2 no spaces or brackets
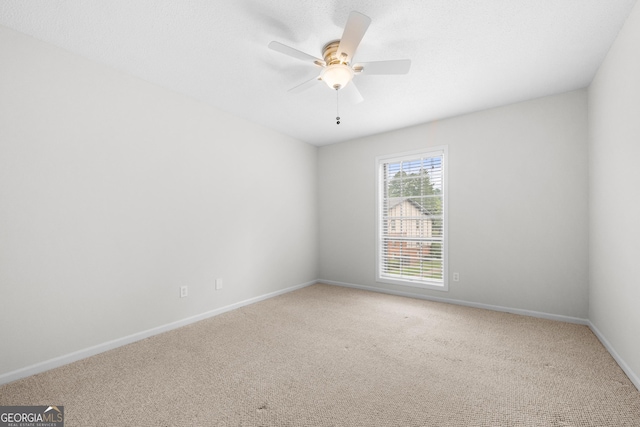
377,148,447,290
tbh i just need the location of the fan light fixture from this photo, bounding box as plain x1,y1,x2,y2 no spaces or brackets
321,63,354,90
319,41,354,90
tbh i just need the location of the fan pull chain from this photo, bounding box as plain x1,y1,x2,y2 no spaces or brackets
336,89,341,125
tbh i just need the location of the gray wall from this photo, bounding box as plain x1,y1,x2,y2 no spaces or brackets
0,26,318,377
319,90,589,319
588,1,640,383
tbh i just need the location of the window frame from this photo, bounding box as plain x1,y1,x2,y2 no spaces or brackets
375,146,449,291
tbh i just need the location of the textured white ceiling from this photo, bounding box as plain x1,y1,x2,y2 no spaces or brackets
0,0,637,145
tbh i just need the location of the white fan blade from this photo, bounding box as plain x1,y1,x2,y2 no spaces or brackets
269,41,326,66
341,81,364,104
354,59,411,75
337,11,371,63
288,76,321,93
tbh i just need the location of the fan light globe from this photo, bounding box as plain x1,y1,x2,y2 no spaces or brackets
321,64,354,90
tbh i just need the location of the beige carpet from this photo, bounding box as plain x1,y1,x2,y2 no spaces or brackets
1,284,639,426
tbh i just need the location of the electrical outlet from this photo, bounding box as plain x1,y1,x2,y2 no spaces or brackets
215,278,223,290
452,272,460,282
180,286,188,298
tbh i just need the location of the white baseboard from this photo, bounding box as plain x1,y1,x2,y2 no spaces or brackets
588,321,640,391
0,280,316,386
319,280,589,325
5,279,638,395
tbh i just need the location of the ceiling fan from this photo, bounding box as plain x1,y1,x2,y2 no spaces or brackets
268,11,411,108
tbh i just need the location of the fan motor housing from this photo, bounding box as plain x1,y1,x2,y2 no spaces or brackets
322,40,347,65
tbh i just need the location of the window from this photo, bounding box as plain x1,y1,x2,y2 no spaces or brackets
376,147,447,290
